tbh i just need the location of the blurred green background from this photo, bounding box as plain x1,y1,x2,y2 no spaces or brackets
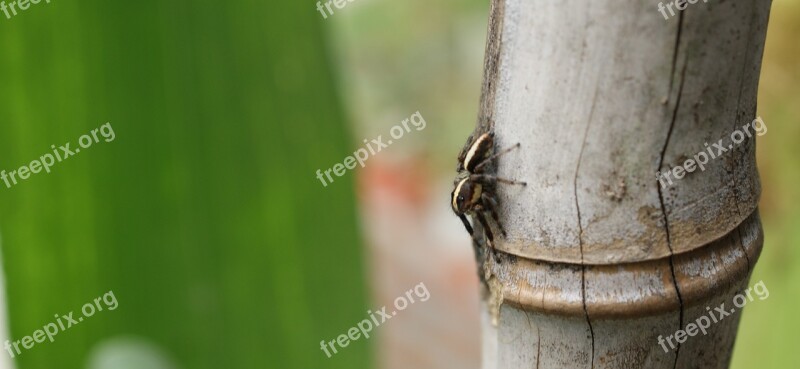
0,0,796,368
0,1,369,368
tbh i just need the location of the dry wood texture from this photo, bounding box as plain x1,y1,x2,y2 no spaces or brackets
474,0,771,367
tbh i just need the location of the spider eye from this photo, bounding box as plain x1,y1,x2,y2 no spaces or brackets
457,195,464,202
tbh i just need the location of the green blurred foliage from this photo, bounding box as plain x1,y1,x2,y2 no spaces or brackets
0,1,369,368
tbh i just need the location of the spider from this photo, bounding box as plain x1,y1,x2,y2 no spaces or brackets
451,131,526,255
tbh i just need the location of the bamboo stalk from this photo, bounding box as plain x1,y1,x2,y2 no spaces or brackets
473,0,771,367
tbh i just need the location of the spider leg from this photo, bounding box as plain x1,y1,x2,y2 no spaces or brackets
470,174,527,186
475,212,500,261
458,213,474,235
473,142,521,173
482,193,507,237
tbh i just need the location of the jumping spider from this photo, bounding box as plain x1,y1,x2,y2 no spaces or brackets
451,131,526,256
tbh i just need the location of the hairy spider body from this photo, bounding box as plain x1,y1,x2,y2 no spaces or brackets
451,131,526,253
